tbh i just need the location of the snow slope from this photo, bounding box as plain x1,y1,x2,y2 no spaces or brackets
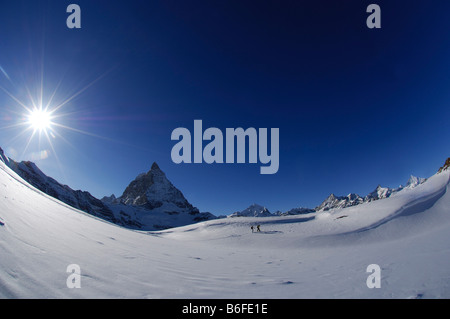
1,158,450,298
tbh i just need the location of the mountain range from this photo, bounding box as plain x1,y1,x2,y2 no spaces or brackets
0,147,214,230
0,146,433,229
313,175,427,212
1,154,117,224
230,175,427,217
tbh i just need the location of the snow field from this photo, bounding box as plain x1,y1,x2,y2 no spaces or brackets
1,160,450,298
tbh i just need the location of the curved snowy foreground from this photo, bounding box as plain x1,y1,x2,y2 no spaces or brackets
1,160,450,299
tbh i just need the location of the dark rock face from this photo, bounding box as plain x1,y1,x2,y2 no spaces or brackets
438,158,450,173
119,162,197,213
6,160,116,223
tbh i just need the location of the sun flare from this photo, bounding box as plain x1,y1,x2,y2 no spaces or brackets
27,108,52,132
0,61,110,166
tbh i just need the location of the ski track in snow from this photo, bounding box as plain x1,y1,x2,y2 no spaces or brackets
1,160,450,298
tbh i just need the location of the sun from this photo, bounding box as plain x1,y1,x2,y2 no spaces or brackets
27,108,53,132
0,62,111,165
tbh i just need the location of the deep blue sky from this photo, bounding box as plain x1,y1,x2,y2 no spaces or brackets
1,1,449,215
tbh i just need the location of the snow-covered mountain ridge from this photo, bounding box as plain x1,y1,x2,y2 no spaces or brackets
313,175,427,212
0,149,116,223
0,147,215,230
229,174,428,218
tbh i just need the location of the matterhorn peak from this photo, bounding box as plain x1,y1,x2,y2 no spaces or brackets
119,162,196,212
150,162,161,171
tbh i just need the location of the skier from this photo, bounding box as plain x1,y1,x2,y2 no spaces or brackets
251,226,254,233
257,225,261,232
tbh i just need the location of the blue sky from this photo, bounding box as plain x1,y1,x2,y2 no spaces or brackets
1,1,450,216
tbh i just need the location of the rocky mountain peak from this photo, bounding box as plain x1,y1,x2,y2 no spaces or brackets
229,203,273,217
405,175,427,189
151,161,161,171
438,158,450,173
119,163,196,212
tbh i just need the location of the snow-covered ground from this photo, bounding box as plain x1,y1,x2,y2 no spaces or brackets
1,159,450,298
